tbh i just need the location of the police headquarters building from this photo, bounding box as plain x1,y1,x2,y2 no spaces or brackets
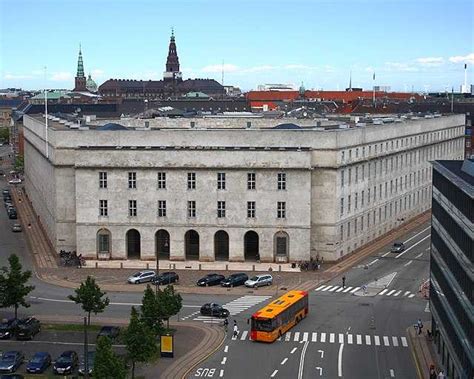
22,113,464,263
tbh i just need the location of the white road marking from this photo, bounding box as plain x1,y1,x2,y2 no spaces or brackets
339,333,344,343
350,287,360,293
297,341,310,379
320,333,326,343
271,369,278,378
290,347,297,354
336,287,345,292
356,334,362,345
408,294,415,298
329,333,335,343
379,289,388,295
383,336,390,346
374,335,380,346
342,286,353,293
424,302,430,313
365,335,371,345
415,252,424,258
347,334,353,344
390,369,395,377
322,286,334,292
302,332,308,342
220,369,224,377
393,290,402,297
381,251,391,257
312,332,317,342
315,285,328,291
318,350,324,358
404,291,411,297
403,260,413,267
285,333,291,342
405,226,431,243
386,290,396,296
281,358,288,365
401,337,408,347
294,332,300,341
368,258,379,266
338,343,344,377
392,337,399,347
221,357,227,365
396,235,431,259
224,345,228,353
31,296,203,308
240,331,248,340
328,286,339,292
425,247,430,251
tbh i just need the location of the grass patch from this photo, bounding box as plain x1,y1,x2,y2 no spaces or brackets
42,323,103,332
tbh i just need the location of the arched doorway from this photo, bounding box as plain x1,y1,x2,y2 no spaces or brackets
155,230,170,260
274,231,289,262
185,230,200,260
97,228,111,258
126,229,141,259
214,230,229,261
244,231,259,261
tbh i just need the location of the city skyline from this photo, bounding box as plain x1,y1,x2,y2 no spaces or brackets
0,0,472,92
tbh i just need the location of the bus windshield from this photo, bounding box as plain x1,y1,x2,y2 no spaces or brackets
252,318,274,332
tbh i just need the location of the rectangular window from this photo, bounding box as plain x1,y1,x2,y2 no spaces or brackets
157,172,166,189
188,201,196,218
340,198,344,216
355,193,358,210
277,201,286,218
99,172,107,189
128,172,137,189
158,200,167,217
128,200,137,217
247,201,255,218
217,201,226,218
340,225,344,241
348,168,352,183
341,170,345,187
99,200,108,217
217,173,226,190
361,190,365,207
247,173,256,190
187,172,196,190
348,195,351,212
277,173,286,190
355,167,359,182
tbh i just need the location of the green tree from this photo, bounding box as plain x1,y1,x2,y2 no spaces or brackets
68,276,110,325
158,285,182,329
0,127,9,142
14,155,24,172
93,335,127,379
0,254,35,319
124,307,157,379
140,285,164,336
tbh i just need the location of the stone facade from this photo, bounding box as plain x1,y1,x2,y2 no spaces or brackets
23,114,465,262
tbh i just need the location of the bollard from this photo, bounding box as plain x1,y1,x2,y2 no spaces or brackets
279,265,281,272
252,264,255,271
120,262,123,269
146,263,149,269
226,264,228,271
199,264,201,270
95,262,98,268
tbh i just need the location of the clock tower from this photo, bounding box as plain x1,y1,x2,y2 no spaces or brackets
163,28,182,81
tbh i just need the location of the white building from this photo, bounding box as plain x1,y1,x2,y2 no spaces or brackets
22,114,465,262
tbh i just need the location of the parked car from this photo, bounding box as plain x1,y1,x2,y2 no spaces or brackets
197,273,225,287
245,274,273,288
7,211,17,220
221,273,249,287
53,351,78,375
97,326,120,341
151,272,179,285
26,352,51,374
16,317,40,340
11,224,21,233
390,242,406,253
0,351,24,373
78,351,95,376
0,319,19,339
127,270,156,284
200,303,230,318
2,189,10,197
8,179,21,185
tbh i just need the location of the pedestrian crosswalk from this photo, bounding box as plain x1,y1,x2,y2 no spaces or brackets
314,284,416,298
192,295,272,323
232,330,408,348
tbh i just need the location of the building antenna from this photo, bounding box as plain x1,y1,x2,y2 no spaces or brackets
463,63,467,93
44,66,49,159
221,59,225,87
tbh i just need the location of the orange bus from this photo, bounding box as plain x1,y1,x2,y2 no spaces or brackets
250,290,308,342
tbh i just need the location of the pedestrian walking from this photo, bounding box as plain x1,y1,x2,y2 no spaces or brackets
223,318,228,333
362,284,367,295
437,369,445,378
416,319,423,335
429,365,437,379
233,320,239,338
342,276,346,289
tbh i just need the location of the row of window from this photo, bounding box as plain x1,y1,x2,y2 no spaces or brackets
340,140,460,187
99,172,287,191
339,188,430,240
341,172,431,216
99,200,287,219
340,127,462,162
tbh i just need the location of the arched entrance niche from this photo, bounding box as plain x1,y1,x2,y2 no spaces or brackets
244,231,259,261
126,229,141,259
214,230,229,261
155,229,170,260
185,230,200,260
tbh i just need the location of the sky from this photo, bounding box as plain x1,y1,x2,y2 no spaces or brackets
0,0,473,92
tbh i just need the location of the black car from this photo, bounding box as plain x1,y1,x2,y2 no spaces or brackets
16,317,40,340
26,352,51,374
7,210,17,220
151,272,179,285
97,326,120,341
2,189,10,197
200,303,230,318
0,319,19,339
197,273,225,287
220,273,249,287
53,351,78,375
0,351,23,373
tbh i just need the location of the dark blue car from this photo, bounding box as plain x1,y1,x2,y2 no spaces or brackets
26,352,51,374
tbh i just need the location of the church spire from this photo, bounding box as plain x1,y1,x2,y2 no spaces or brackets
164,28,182,81
76,44,85,78
73,44,87,91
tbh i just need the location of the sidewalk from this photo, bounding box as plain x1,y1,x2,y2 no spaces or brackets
407,320,441,379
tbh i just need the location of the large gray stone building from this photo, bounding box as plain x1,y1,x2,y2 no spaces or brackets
22,114,465,262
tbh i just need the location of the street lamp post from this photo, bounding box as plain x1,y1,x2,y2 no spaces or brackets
83,316,89,379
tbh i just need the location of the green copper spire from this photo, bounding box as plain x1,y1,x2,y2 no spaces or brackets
76,44,85,78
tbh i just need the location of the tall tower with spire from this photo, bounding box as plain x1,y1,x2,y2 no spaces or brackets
163,28,182,81
73,45,87,91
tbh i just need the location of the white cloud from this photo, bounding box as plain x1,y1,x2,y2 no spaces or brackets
415,57,444,66
242,65,277,73
90,69,105,78
448,53,474,64
50,71,73,81
4,73,33,80
201,64,239,73
283,64,312,70
384,62,418,72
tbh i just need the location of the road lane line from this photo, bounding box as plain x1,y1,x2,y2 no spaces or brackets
383,336,390,346
328,286,339,292
311,332,317,342
290,347,297,354
339,333,344,343
347,334,353,344
271,369,278,378
415,252,423,258
403,260,413,267
224,345,228,353
294,332,300,342
221,357,227,365
320,333,326,343
405,226,431,243
374,335,380,346
392,337,399,347
302,332,308,342
356,334,362,345
342,287,353,293
368,258,379,266
240,331,248,340
329,333,335,343
322,286,334,292
386,290,396,296
338,343,344,377
297,341,310,379
281,358,288,365
220,369,224,377
350,287,360,293
285,333,291,342
365,335,371,345
393,290,402,297
315,285,328,291
31,296,203,308
404,291,411,296
395,235,431,259
379,289,388,295
408,294,415,298
401,337,408,347
336,287,345,292
382,251,391,257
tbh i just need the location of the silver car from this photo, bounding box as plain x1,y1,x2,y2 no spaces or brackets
245,274,273,288
127,270,156,284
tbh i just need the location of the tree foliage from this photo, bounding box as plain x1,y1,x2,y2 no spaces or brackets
68,276,110,325
158,285,182,329
0,127,9,142
140,285,164,336
14,155,24,172
0,254,35,319
124,307,157,379
93,335,127,379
